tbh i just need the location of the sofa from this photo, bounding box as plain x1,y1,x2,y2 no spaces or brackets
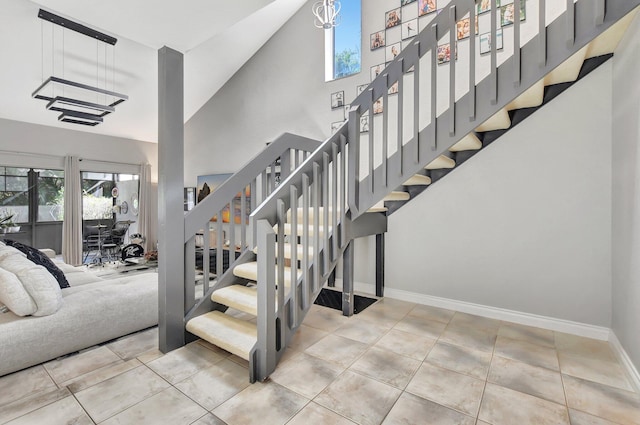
0,241,158,377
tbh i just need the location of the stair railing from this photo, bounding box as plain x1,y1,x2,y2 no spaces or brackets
347,0,622,218
182,133,321,317
245,0,637,381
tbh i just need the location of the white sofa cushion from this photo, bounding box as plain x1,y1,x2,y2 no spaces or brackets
0,267,37,316
0,255,62,316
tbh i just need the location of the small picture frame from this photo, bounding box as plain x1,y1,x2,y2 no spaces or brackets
456,18,471,40
477,0,500,15
331,91,344,109
401,0,417,5
418,0,437,16
402,18,418,40
370,31,386,50
386,42,401,62
386,8,402,28
331,121,343,134
371,63,385,82
343,104,351,120
437,43,457,65
388,81,399,95
479,28,504,54
359,115,369,133
373,98,384,115
356,84,369,96
501,2,524,26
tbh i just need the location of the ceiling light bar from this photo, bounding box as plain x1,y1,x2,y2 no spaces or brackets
58,110,103,126
37,9,117,45
32,76,128,103
47,97,115,115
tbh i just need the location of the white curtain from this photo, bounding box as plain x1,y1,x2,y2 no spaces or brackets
138,163,152,252
62,156,82,265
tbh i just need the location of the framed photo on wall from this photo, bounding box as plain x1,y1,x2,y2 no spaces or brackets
356,84,369,96
331,91,344,109
370,31,386,50
479,28,504,54
401,0,417,5
402,18,418,40
370,63,385,81
359,115,369,133
418,0,437,16
386,42,401,62
331,121,343,134
386,8,402,28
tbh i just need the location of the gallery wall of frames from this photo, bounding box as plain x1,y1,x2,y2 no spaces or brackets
329,0,525,134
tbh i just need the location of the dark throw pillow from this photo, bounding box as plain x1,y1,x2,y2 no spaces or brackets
4,240,70,289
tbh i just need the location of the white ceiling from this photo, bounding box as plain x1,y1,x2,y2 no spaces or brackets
0,0,306,143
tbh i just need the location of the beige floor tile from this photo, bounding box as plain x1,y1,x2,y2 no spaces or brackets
287,402,356,425
349,346,421,389
394,315,448,339
569,409,623,425
0,366,56,407
356,305,408,328
478,383,570,425
448,312,501,332
227,354,249,369
374,328,436,361
405,363,485,417
43,346,122,385
382,392,475,425
498,322,555,348
333,318,390,344
190,413,227,425
555,333,617,361
563,374,640,425
175,359,250,410
137,349,165,364
439,324,497,354
66,359,142,393
101,387,206,425
305,334,368,368
270,352,344,398
302,305,350,332
494,335,559,371
488,356,565,405
147,342,226,384
4,396,92,425
372,297,416,314
106,327,159,360
559,351,633,391
287,324,328,352
426,341,492,380
315,370,401,425
74,365,170,423
407,304,455,324
195,339,234,357
0,387,70,424
213,381,308,425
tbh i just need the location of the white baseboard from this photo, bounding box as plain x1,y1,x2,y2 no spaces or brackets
332,279,611,340
609,331,640,393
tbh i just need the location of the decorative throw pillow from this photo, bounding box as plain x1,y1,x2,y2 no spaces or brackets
0,266,37,316
0,255,62,316
4,240,70,289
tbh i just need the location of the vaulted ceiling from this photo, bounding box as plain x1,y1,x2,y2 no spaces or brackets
0,0,307,142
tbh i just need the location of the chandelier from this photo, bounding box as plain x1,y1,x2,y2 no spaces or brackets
312,0,341,29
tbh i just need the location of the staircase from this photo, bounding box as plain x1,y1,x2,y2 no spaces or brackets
178,0,639,383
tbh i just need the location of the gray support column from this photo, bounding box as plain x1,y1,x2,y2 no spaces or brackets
376,233,385,297
342,240,354,317
158,46,185,353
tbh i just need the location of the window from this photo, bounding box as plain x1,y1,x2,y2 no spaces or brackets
37,169,64,222
0,167,29,223
327,0,361,81
82,172,116,220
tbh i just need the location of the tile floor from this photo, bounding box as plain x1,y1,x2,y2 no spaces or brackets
1,298,640,425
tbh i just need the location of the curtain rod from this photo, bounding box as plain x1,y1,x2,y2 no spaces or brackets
0,149,142,168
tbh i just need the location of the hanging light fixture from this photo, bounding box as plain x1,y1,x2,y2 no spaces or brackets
312,0,341,29
32,9,128,126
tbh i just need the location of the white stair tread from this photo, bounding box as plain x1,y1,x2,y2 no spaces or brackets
475,108,511,132
186,311,257,360
403,174,432,186
506,79,544,111
367,201,388,213
383,191,410,201
425,155,456,170
544,45,588,86
233,261,301,287
586,9,637,59
449,134,482,152
212,285,258,316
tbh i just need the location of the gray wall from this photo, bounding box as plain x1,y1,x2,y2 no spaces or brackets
386,63,613,326
612,13,640,371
